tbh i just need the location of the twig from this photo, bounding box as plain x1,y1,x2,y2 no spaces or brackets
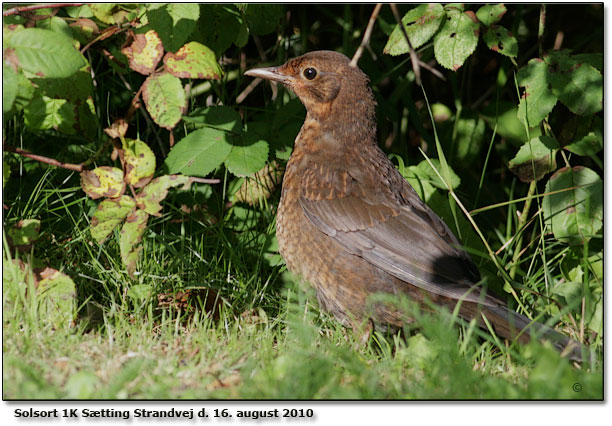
553,31,564,51
4,146,83,172
236,78,262,104
350,4,383,67
418,59,446,81
190,177,221,185
3,3,83,16
538,4,546,58
80,25,127,54
389,3,421,85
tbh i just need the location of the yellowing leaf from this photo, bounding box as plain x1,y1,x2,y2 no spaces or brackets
135,174,191,216
120,208,149,278
123,138,156,188
142,73,186,130
90,195,136,243
164,42,222,79
80,167,125,200
121,30,164,75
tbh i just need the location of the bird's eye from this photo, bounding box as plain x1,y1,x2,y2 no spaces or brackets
303,67,317,80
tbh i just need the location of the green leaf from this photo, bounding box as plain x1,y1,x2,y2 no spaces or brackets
433,9,480,70
480,101,541,144
453,113,485,163
127,284,153,304
543,166,602,245
31,66,93,103
269,98,305,160
475,4,507,26
164,42,222,79
90,196,136,243
135,175,191,216
3,61,18,113
244,4,284,35
165,128,233,177
120,208,149,278
65,5,94,18
196,4,242,56
121,30,164,75
225,134,269,177
142,73,186,130
483,26,518,58
508,136,559,182
559,115,602,156
11,70,36,112
90,4,140,25
545,51,602,116
123,139,156,188
7,219,41,248
80,167,125,200
65,371,99,399
234,16,250,48
553,266,583,307
408,159,461,192
23,95,77,134
571,53,603,72
517,59,557,127
383,4,445,55
36,267,76,329
146,3,200,52
7,28,86,78
183,106,243,133
35,16,74,42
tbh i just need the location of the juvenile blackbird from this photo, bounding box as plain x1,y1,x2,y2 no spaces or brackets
245,50,582,361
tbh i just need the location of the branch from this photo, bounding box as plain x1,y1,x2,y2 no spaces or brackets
3,3,84,16
389,3,421,85
350,4,383,67
189,177,221,185
4,146,83,172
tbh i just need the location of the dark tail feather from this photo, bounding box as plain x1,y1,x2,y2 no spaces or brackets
482,305,583,362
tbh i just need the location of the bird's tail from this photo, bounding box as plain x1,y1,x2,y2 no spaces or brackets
480,305,583,362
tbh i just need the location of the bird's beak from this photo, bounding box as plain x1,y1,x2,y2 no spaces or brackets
244,66,293,85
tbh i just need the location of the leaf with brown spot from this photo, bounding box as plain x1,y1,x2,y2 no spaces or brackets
7,218,41,251
104,119,128,139
122,138,156,188
508,136,559,182
164,41,223,79
80,166,125,200
90,195,136,243
483,25,518,58
141,72,187,130
120,208,149,278
476,4,506,26
35,267,76,329
121,30,164,75
433,9,479,71
69,18,99,45
543,166,602,245
135,174,191,216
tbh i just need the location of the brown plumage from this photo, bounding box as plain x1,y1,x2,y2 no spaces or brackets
245,50,582,361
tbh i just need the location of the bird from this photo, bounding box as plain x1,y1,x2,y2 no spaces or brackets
245,50,582,361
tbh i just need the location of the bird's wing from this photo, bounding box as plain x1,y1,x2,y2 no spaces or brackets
298,162,500,307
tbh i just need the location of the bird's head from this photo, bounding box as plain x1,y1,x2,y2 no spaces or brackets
245,50,375,123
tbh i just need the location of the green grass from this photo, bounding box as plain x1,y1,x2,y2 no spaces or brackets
2,167,603,400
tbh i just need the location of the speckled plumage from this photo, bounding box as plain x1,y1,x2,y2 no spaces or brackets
245,51,582,360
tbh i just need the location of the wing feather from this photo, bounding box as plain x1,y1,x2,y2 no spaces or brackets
298,165,501,307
